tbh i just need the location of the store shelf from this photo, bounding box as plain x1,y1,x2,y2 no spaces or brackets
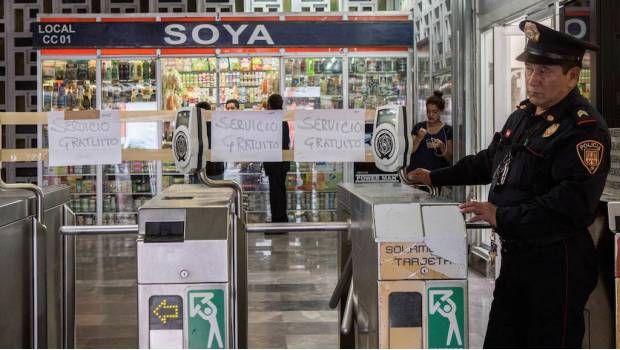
163,173,185,176
105,173,154,176
74,212,97,215
245,209,336,213
71,193,97,196
350,71,405,75
104,192,154,195
44,174,96,177
104,211,138,215
243,189,336,193
285,73,342,76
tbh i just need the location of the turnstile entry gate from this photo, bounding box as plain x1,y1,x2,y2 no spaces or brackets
337,183,468,349
137,184,247,349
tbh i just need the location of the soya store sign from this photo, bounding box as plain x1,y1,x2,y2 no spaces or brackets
31,20,413,48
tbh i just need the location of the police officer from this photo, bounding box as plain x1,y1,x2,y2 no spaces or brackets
410,20,610,348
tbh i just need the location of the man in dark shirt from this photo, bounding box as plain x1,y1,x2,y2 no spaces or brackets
263,94,291,226
410,21,610,348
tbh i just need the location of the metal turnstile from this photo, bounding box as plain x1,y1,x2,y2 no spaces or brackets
337,183,468,349
137,184,247,349
0,185,71,349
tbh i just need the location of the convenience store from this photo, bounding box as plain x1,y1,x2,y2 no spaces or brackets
33,12,414,225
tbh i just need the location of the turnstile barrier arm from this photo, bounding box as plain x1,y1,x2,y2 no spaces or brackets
59,225,139,236
340,281,354,336
329,255,352,309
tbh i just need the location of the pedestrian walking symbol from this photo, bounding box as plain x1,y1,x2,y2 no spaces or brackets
188,289,226,349
427,287,465,348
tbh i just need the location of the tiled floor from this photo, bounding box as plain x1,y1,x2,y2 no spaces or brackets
75,232,494,348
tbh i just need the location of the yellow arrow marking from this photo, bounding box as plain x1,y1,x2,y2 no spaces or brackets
152,299,180,324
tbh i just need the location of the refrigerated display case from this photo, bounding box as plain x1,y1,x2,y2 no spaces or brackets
285,162,342,223
578,52,592,101
284,57,343,110
102,161,157,225
230,161,343,223
40,59,98,225
348,57,407,109
41,59,97,112
101,58,159,225
44,165,98,225
218,57,279,109
101,59,157,110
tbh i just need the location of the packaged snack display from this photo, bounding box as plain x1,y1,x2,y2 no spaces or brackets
284,57,343,110
101,59,157,110
44,165,98,225
161,57,218,110
348,57,407,109
41,59,97,112
219,57,280,110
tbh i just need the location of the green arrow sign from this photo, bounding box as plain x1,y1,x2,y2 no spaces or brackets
427,286,465,349
188,289,226,349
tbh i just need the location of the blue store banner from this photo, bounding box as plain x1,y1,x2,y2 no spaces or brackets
31,21,413,48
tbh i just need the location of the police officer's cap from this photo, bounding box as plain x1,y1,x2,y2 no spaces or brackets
516,20,599,66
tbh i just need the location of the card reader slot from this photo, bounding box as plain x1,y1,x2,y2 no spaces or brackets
145,221,185,242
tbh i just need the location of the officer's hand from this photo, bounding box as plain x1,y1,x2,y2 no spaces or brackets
418,128,428,138
459,201,497,227
407,168,432,185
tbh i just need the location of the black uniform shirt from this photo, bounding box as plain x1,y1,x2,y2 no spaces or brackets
431,87,610,245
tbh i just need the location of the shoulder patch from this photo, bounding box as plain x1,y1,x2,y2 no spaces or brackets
577,110,589,118
574,108,597,127
576,140,604,174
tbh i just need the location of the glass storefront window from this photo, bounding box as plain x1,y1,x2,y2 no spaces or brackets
348,57,407,110
162,57,218,109
284,57,343,110
219,57,279,110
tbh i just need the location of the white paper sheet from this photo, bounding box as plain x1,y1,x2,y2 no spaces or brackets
211,110,283,161
294,109,365,162
47,110,121,166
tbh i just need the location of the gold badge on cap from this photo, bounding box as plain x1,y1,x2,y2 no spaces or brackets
543,123,560,138
524,22,540,42
546,115,555,122
577,110,589,118
576,140,604,174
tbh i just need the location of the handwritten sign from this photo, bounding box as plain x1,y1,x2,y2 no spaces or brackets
211,111,283,161
47,110,121,166
294,109,365,162
284,86,321,98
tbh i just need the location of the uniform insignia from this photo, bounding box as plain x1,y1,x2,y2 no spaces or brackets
504,129,512,138
546,115,555,122
524,22,540,42
576,140,604,174
577,110,589,118
543,123,559,138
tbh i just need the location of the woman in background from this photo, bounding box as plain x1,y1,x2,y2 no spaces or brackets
407,91,453,179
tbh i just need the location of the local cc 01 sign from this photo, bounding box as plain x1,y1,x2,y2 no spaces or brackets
31,21,413,48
